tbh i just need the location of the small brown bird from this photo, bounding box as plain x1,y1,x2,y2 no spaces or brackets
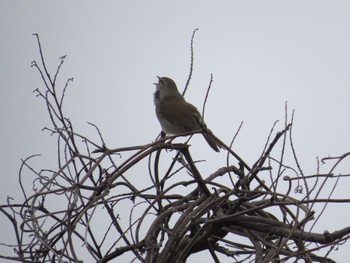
153,76,222,152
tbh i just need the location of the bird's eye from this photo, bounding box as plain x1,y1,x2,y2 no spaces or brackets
154,90,160,99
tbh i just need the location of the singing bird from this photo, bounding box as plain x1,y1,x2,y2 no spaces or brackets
153,76,222,152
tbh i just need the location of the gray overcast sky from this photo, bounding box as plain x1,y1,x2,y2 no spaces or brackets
1,1,350,262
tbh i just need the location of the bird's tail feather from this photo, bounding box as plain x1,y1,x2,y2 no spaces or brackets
202,131,223,152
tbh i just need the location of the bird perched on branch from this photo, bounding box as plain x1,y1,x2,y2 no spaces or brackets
153,76,222,152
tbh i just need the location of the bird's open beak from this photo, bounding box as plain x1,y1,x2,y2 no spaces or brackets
153,76,161,85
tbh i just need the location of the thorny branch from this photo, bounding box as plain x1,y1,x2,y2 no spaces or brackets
0,34,350,263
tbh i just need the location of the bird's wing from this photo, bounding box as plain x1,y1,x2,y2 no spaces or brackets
158,97,202,131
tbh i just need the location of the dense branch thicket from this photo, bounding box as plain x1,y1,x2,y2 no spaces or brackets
1,34,350,263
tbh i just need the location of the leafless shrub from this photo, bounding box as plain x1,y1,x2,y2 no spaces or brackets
1,33,350,263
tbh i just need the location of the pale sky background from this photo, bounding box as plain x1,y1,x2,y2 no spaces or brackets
1,1,350,262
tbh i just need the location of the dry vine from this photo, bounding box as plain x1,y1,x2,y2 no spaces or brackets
1,33,350,263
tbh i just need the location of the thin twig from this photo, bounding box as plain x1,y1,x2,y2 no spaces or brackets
183,28,199,97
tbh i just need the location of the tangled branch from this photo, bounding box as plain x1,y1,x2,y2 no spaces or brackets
0,34,349,263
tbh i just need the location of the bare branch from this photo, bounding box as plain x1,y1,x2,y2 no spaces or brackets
1,33,348,263
183,28,199,97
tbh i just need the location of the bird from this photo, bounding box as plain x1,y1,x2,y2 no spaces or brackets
153,76,222,152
